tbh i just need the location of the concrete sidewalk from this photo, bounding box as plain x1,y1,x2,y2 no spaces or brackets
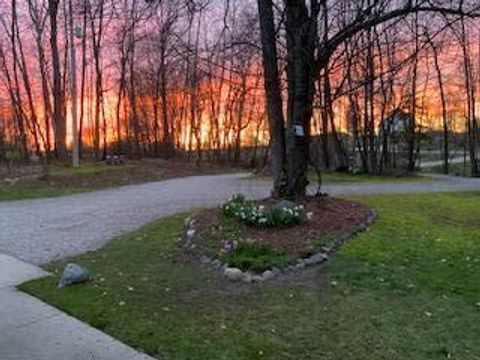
0,254,154,360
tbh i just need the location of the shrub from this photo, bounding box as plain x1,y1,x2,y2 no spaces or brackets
221,243,291,272
222,194,312,228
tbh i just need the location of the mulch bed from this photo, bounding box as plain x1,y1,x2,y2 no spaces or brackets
190,197,375,259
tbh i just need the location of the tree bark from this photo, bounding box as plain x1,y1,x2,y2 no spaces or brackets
256,0,287,197
48,0,66,158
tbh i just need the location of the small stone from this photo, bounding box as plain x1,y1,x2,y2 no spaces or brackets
212,259,222,269
186,229,196,239
251,275,265,283
271,267,280,275
224,267,243,282
58,263,90,288
242,274,253,283
304,253,328,266
262,270,275,281
200,255,210,264
295,262,306,270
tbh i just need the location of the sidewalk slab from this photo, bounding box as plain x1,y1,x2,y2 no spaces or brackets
0,253,156,360
0,288,156,360
0,254,48,288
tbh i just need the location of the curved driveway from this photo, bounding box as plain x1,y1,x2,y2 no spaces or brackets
1,173,480,265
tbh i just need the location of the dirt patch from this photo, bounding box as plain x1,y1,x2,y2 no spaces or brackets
1,158,241,190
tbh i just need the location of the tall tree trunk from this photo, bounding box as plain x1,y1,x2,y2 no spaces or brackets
48,0,66,158
429,38,449,174
256,0,287,197
284,0,318,199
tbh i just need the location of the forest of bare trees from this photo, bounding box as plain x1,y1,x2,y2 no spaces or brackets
1,0,480,197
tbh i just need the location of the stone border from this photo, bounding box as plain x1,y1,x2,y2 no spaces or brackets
181,209,377,283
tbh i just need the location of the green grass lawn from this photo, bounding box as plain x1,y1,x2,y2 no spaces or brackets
21,193,480,359
311,171,430,184
0,163,125,201
50,163,131,176
254,171,430,185
0,182,84,201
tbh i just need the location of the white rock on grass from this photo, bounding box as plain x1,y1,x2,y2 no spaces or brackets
224,267,243,282
262,270,275,281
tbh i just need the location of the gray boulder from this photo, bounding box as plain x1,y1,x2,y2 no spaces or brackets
58,263,90,288
262,269,276,281
273,200,296,211
224,267,243,282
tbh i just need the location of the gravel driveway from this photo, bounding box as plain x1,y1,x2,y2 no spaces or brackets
1,173,479,265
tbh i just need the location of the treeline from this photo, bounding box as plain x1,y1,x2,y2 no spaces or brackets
0,0,479,178
0,0,267,165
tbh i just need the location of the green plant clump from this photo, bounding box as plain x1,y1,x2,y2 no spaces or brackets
221,243,291,272
222,194,311,228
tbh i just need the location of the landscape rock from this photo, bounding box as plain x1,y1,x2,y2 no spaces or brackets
224,267,243,282
273,200,296,211
251,275,265,283
200,255,211,264
295,262,306,270
271,267,280,275
262,270,275,281
212,259,223,269
58,263,90,288
304,253,328,266
242,273,253,283
286,265,297,273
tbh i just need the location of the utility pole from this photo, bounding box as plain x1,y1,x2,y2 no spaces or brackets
68,0,80,167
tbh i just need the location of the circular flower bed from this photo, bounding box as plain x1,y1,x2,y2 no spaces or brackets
180,195,376,283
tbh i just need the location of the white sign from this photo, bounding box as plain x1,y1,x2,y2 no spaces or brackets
294,125,305,137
